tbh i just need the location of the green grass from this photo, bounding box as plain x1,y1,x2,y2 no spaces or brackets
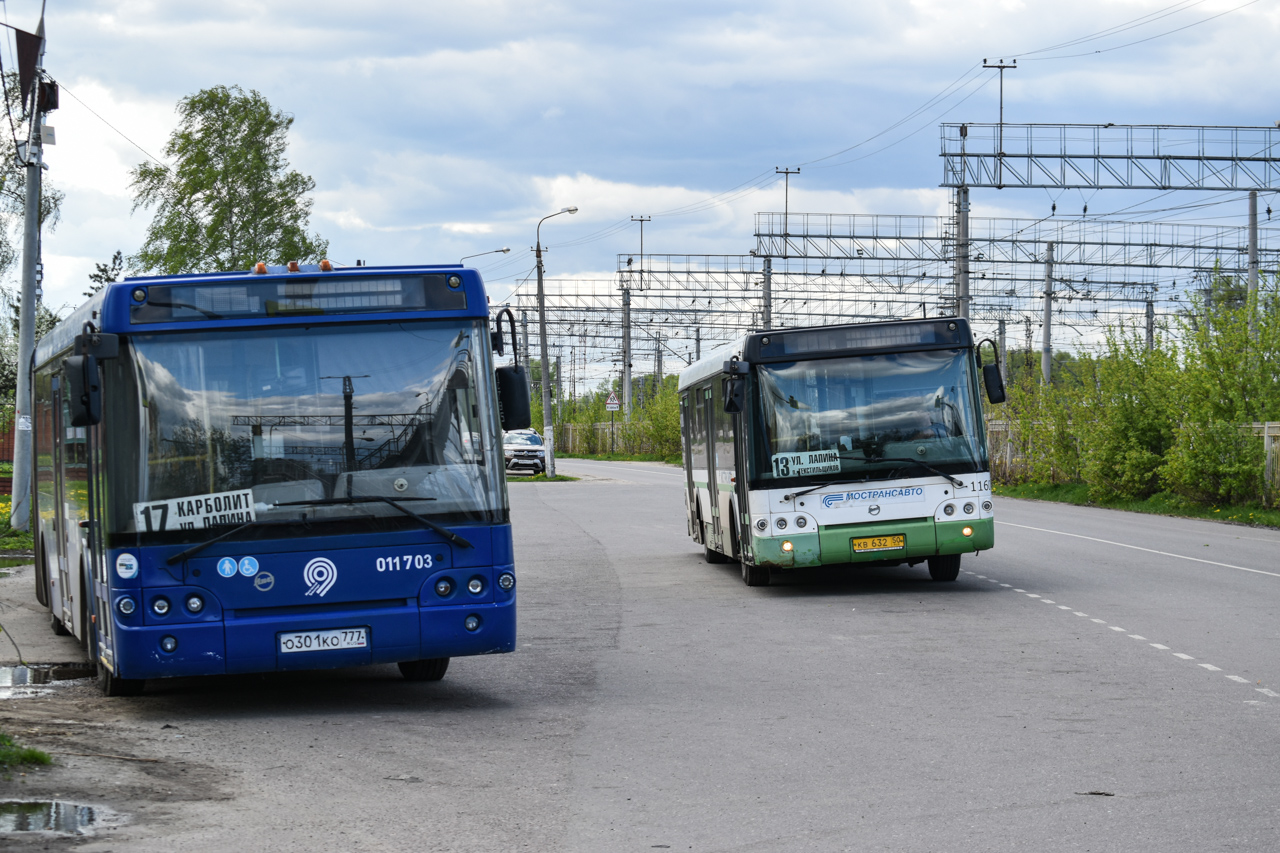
0,496,34,551
556,452,681,465
506,473,580,483
994,482,1280,528
0,732,51,769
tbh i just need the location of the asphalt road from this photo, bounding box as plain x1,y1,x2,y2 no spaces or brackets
4,459,1280,851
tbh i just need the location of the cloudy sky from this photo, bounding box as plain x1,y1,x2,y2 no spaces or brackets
10,0,1280,313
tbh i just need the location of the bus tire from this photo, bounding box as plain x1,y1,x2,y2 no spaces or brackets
98,661,145,697
928,554,961,582
399,658,450,681
742,561,770,587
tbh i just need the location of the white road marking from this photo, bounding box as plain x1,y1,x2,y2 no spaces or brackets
1173,653,1195,660
1000,584,1011,588
1109,626,1126,632
1199,664,1222,671
976,575,987,578
1014,589,1026,592
570,462,684,478
1226,675,1251,683
1128,635,1147,640
1026,594,1041,598
1150,643,1171,650
1257,688,1280,698
988,579,1000,583
997,521,1280,579
1091,618,1107,624
1042,599,1056,604
1074,612,1088,617
1058,605,1072,610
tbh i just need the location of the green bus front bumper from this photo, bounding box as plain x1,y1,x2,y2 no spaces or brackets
751,516,994,569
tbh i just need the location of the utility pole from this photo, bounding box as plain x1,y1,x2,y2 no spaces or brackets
694,326,701,361
555,353,562,418
1041,241,1055,385
1145,297,1155,351
654,332,662,384
535,205,577,479
1248,189,1259,335
982,58,1016,187
776,167,799,258
955,186,971,319
997,318,1007,383
621,286,632,421
762,256,773,330
12,12,48,532
520,310,531,392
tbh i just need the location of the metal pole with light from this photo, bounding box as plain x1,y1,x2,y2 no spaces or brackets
459,247,511,265
535,206,577,478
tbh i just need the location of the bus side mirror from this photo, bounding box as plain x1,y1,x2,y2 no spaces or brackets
983,363,1006,404
495,365,531,430
63,354,102,426
723,378,745,414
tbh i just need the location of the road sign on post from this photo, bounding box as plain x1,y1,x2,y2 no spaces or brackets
605,392,621,411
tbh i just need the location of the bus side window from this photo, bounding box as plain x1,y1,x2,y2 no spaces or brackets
711,379,733,473
690,387,708,473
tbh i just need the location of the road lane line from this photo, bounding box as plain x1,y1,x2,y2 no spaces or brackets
1173,653,1195,660
1073,612,1088,617
1199,664,1222,671
1026,593,1040,598
1000,584,1011,587
1109,626,1126,631
1257,688,1280,698
1042,599,1056,603
1058,605,1072,609
996,521,1280,578
1226,675,1251,683
1150,643,1171,649
1091,618,1107,623
1128,634,1147,640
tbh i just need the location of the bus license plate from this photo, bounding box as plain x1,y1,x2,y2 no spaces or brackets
279,627,368,654
852,534,905,553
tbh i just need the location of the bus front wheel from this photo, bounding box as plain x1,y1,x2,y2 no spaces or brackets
928,554,961,582
399,658,450,681
98,661,145,697
742,561,770,587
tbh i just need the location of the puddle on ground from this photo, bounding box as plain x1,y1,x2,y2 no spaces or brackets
0,800,101,835
0,664,96,699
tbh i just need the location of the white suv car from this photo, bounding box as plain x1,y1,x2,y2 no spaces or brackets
503,429,546,475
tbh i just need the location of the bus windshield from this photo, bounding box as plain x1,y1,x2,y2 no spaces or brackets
111,319,505,538
750,348,986,485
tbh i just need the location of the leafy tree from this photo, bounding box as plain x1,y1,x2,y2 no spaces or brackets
130,85,327,274
84,249,123,297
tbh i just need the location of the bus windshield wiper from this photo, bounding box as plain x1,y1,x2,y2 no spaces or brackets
861,457,965,488
270,496,473,548
166,519,295,565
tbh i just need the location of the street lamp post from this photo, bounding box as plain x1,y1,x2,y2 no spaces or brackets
459,247,511,265
535,206,577,478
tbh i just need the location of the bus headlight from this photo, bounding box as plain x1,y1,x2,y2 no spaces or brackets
464,615,481,631
435,579,454,597
795,516,807,529
497,572,515,591
982,500,993,512
118,597,136,616
152,597,171,616
160,635,178,653
962,526,974,537
186,594,204,613
467,578,484,594
943,504,955,516
755,518,767,531
776,517,787,530
963,502,975,514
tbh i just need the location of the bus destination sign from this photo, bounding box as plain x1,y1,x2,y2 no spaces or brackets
770,450,841,478
133,489,257,532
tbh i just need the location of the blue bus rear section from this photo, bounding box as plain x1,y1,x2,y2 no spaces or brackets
31,263,522,691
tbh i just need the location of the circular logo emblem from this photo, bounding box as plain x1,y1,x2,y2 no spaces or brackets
115,553,139,579
238,556,260,577
303,558,338,597
253,572,275,592
868,504,881,516
217,557,238,578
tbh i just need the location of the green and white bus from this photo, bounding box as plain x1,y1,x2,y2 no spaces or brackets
678,317,1005,586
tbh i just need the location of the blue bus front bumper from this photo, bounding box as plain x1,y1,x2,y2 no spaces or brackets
110,598,515,680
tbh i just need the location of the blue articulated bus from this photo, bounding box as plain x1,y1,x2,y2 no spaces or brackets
30,262,531,695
